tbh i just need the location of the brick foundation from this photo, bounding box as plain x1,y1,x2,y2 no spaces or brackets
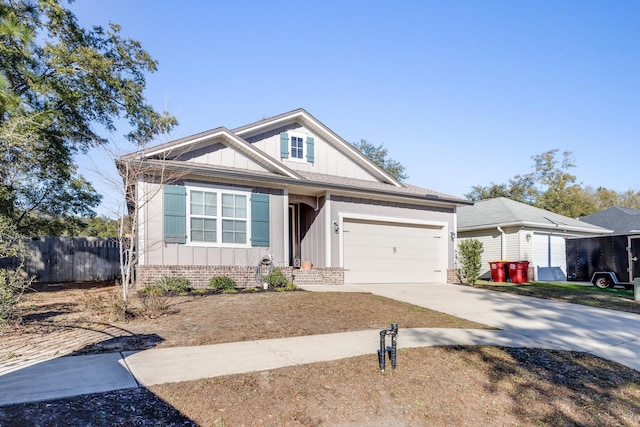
136,265,345,289
447,268,462,284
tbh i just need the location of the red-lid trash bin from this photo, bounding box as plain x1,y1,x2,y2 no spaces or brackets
489,261,507,282
508,261,530,284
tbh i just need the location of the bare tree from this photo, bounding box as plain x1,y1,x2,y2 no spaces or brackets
90,113,183,313
114,150,186,306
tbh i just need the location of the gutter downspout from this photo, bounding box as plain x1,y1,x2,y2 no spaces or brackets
497,226,506,260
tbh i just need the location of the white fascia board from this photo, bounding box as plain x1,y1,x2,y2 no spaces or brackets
144,129,300,180
237,110,402,187
458,221,613,234
234,112,303,136
142,130,226,158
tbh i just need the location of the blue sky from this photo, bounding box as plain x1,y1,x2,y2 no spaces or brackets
71,1,640,218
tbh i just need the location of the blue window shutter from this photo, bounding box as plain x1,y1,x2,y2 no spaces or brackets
164,185,187,244
251,193,270,247
306,137,315,163
280,132,289,159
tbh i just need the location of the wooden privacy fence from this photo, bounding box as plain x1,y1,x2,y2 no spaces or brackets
0,237,122,283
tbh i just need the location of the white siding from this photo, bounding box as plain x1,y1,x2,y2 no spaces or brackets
178,142,268,172
246,125,379,182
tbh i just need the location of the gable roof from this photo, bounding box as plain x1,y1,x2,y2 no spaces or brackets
122,108,402,187
231,109,403,187
458,197,611,234
579,206,640,234
117,109,472,208
119,126,303,180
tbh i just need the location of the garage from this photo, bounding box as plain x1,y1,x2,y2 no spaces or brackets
533,233,567,280
342,218,445,284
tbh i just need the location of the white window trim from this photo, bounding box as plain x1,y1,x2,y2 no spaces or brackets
185,183,252,248
287,132,307,163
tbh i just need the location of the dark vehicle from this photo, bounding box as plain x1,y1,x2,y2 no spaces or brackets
566,234,640,289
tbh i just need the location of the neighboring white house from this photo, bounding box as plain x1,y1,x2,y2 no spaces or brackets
456,198,611,281
118,108,472,287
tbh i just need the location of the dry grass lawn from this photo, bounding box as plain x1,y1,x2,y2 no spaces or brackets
1,282,640,426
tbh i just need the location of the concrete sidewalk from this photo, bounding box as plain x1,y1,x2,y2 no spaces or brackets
2,282,639,407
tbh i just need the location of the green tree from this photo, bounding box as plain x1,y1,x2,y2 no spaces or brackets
0,0,175,235
352,139,408,181
467,149,600,217
531,150,596,217
81,215,119,237
458,239,484,285
466,174,537,204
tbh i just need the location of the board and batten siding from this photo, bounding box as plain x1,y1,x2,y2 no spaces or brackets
299,197,327,268
244,125,378,182
177,142,267,173
138,182,286,268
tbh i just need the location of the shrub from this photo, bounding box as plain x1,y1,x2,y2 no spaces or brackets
458,239,484,285
140,285,165,296
140,292,169,318
153,276,192,295
0,217,34,324
262,269,289,289
0,268,32,324
209,275,237,292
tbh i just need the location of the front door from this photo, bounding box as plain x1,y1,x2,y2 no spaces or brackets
630,236,640,281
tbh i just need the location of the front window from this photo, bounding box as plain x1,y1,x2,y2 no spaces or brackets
221,194,247,243
291,136,304,159
190,191,217,242
188,186,249,246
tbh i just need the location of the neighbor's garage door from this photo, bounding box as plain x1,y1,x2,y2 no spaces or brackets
533,233,567,277
343,219,444,284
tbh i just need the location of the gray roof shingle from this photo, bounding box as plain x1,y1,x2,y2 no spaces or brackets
458,197,610,234
579,207,640,234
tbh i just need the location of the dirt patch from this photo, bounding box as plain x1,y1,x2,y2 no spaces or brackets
2,282,640,425
2,347,639,426
1,283,487,363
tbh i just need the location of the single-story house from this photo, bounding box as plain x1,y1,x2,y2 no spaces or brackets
117,109,471,288
456,197,611,281
579,206,640,234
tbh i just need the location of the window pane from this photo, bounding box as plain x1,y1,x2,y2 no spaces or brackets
222,220,246,243
221,194,247,218
222,193,234,217
191,190,217,217
291,136,303,159
190,191,203,215
205,192,217,216
235,195,247,218
191,217,216,242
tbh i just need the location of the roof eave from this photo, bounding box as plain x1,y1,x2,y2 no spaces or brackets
138,160,465,208
458,221,613,234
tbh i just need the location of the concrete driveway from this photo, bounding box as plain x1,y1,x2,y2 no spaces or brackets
320,282,640,371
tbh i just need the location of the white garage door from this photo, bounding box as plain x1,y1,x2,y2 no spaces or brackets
533,233,567,279
343,219,444,284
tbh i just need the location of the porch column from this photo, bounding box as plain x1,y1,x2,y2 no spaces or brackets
325,193,332,267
